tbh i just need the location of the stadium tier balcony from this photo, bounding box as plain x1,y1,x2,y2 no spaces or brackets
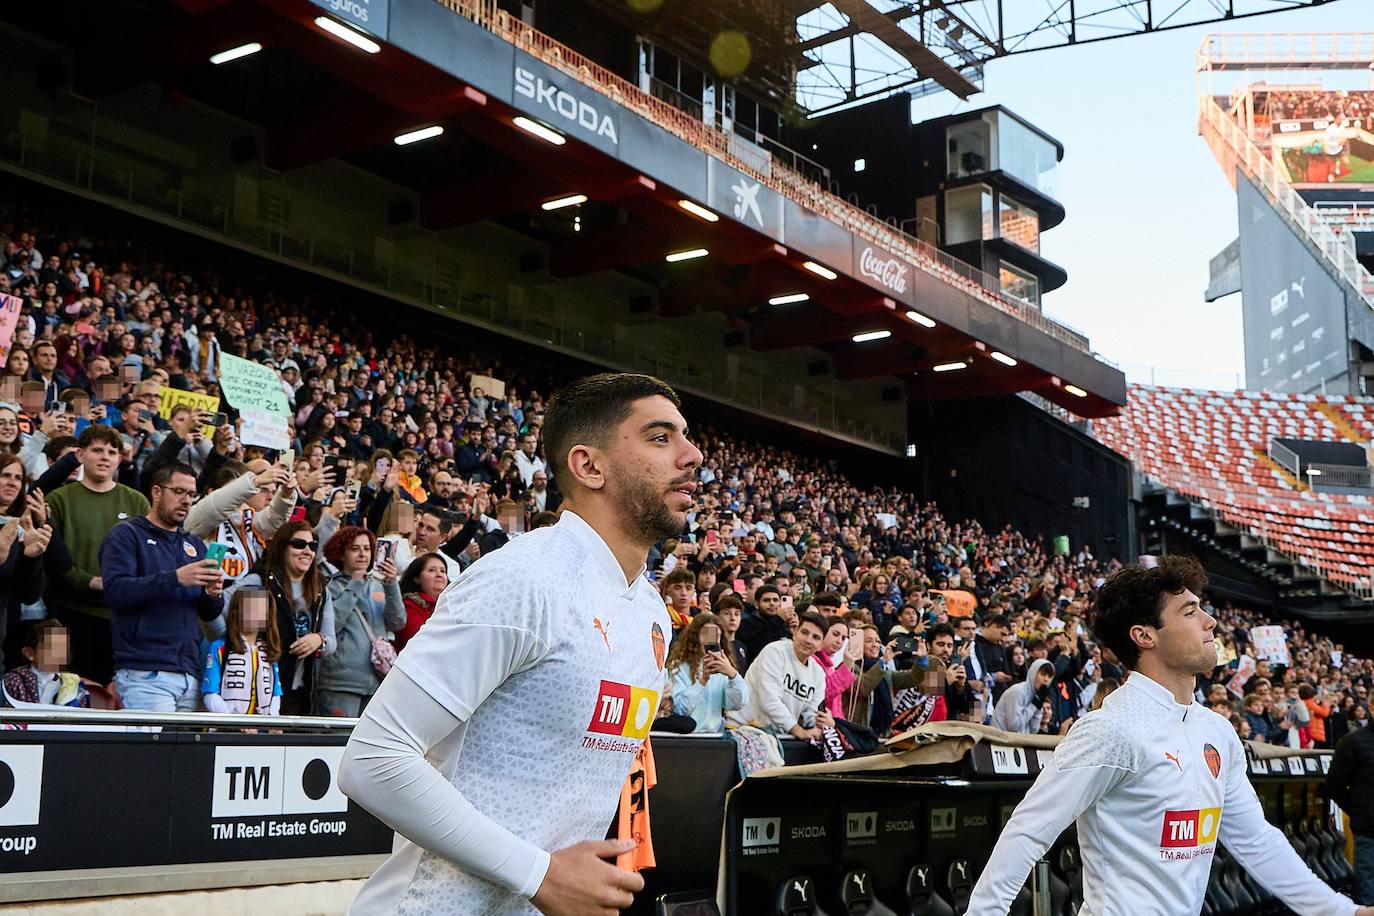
1094,385,1374,601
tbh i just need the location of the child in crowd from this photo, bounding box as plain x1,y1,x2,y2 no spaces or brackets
1,619,93,708
202,587,282,715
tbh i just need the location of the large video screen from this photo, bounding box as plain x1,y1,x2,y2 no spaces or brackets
1259,89,1374,187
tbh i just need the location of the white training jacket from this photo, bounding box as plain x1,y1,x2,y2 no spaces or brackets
967,671,1357,916
339,509,669,915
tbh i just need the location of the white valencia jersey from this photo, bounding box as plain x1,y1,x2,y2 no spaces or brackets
349,510,670,915
967,671,1357,916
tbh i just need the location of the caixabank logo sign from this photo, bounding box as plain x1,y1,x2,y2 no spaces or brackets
210,746,349,840
0,746,43,856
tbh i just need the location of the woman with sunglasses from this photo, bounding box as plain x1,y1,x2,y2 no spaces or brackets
223,519,335,715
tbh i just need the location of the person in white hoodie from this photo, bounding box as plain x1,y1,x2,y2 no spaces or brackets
968,556,1368,916
729,610,833,739
991,657,1055,734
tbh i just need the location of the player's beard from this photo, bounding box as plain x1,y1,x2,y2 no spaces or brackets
612,467,686,545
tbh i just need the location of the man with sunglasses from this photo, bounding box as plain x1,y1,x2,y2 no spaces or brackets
100,462,224,712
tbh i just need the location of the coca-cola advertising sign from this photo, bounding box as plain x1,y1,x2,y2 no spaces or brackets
858,245,909,296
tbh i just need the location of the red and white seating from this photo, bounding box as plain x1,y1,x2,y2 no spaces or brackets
1093,385,1374,591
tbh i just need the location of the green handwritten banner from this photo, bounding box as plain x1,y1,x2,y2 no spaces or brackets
219,353,290,417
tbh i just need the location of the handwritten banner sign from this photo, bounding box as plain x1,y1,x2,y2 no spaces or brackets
929,589,977,619
0,294,23,369
239,407,291,451
468,373,506,401
1226,655,1256,698
1248,625,1291,667
218,353,290,416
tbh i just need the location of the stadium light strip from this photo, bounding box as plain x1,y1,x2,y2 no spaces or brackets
314,16,381,54
678,200,719,222
768,293,809,306
512,116,566,146
394,125,444,146
802,261,838,280
904,310,936,328
851,330,891,343
1064,384,1088,397
932,361,966,372
990,351,1017,367
210,42,262,65
541,194,588,211
665,248,708,262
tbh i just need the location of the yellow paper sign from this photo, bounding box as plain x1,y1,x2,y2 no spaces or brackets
157,387,221,439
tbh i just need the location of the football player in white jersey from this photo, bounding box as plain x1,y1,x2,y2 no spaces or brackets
340,373,701,916
968,556,1370,916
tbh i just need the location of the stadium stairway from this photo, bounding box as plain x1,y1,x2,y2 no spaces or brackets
1313,402,1367,445
1252,448,1306,492
1096,386,1374,612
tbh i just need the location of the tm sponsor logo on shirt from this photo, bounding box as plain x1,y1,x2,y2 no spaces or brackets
1159,806,1221,860
583,679,657,753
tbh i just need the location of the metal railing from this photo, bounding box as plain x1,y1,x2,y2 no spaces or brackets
1174,486,1374,600
1198,33,1374,70
1305,462,1373,490
1267,439,1302,480
0,708,357,729
435,0,1097,356
1197,36,1374,307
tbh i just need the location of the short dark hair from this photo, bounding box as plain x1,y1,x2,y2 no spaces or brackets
986,614,1012,630
796,611,827,636
823,614,848,634
418,507,454,533
662,568,696,589
43,435,77,462
715,594,744,613
541,373,680,491
23,618,65,651
1298,684,1316,700
78,424,123,451
1090,556,1207,670
754,584,780,603
812,591,844,610
150,461,195,491
927,623,956,642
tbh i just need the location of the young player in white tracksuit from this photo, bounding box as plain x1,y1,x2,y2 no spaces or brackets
968,558,1368,916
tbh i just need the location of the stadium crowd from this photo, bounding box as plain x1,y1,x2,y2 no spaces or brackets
0,215,1368,757
1263,89,1374,125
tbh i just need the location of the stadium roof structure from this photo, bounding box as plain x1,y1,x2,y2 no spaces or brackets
789,0,1343,116
3,0,1131,418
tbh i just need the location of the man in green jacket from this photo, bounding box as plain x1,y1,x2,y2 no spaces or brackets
45,425,149,683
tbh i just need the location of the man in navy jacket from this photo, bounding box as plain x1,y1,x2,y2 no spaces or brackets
101,462,224,712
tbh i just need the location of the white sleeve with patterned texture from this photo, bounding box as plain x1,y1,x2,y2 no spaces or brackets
339,667,551,899
966,714,1135,915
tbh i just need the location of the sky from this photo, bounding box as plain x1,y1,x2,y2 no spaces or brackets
906,1,1368,391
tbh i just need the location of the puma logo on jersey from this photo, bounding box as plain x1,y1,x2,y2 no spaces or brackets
592,617,611,650
1164,751,1182,772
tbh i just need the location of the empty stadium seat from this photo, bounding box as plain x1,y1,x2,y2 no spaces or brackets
827,869,898,916
942,859,973,914
776,875,830,916
1093,384,1374,593
904,864,954,916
